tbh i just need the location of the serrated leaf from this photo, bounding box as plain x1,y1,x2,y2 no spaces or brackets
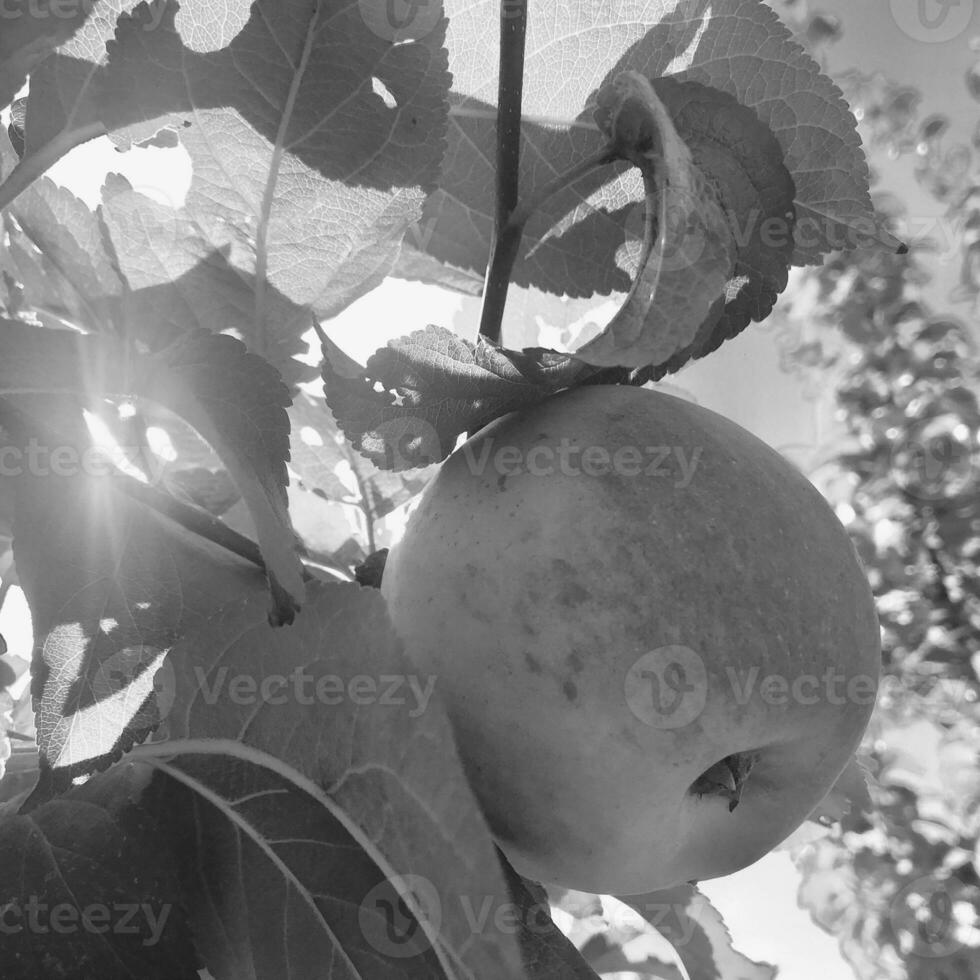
98,0,450,318
639,77,797,374
100,174,318,386
0,762,200,979
143,330,304,619
290,392,432,517
0,0,96,111
621,885,776,980
140,580,526,978
11,461,265,786
405,0,885,306
320,325,590,471
0,322,305,620
0,133,124,333
573,72,737,369
18,0,129,157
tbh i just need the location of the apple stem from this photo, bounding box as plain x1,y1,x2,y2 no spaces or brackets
478,0,529,345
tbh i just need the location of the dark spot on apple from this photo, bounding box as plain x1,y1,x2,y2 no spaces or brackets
562,679,579,702
558,581,589,606
464,562,478,577
498,473,509,492
524,651,543,674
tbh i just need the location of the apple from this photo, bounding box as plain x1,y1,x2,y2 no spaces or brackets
381,385,881,895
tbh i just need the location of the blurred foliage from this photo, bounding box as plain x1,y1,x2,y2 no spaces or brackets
770,4,980,976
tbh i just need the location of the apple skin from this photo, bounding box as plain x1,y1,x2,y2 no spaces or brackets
381,385,881,895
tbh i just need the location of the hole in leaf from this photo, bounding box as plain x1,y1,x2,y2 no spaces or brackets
371,76,397,109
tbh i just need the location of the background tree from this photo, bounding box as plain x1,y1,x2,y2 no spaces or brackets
771,14,980,976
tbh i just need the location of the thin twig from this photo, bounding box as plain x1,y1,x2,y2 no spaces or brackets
478,0,529,344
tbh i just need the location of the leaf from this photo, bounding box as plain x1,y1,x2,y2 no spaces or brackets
290,391,432,517
0,135,124,333
145,761,452,978
140,580,527,978
636,77,797,375
405,0,887,303
97,0,450,318
0,762,200,979
0,0,96,111
100,175,318,386
143,330,303,619
165,467,240,517
621,884,777,980
18,0,128,157
547,892,684,980
6,99,26,158
0,322,305,621
10,457,266,787
497,858,601,979
0,1,123,214
288,394,427,568
572,72,737,369
320,325,590,471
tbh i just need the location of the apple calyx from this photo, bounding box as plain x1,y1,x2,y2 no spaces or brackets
690,752,759,812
